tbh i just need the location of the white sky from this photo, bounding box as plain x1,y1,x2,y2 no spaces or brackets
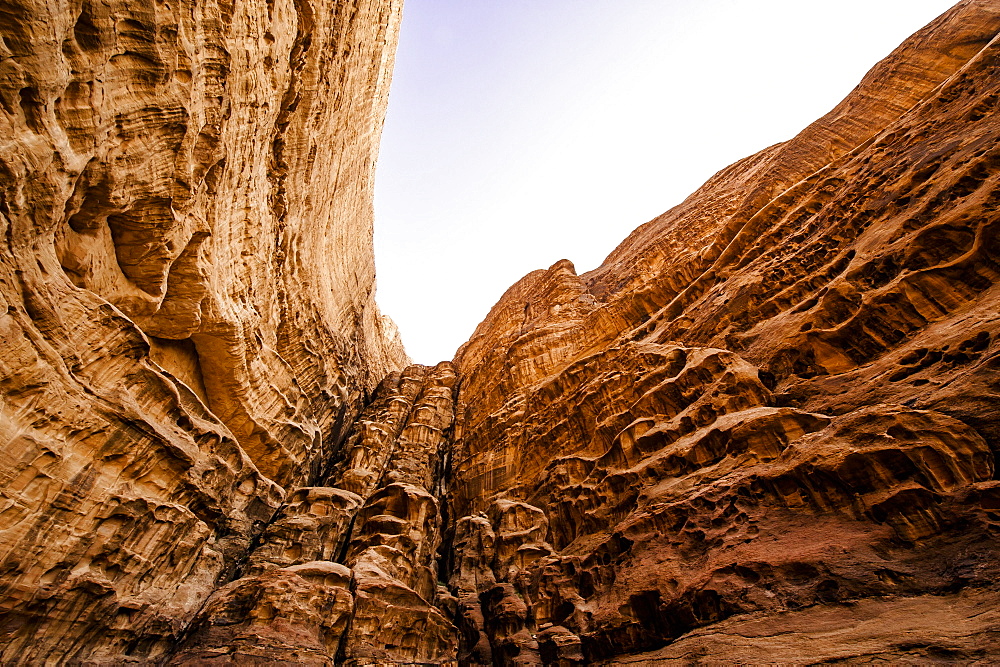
373,0,959,364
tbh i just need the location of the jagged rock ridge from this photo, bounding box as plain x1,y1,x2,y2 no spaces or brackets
3,0,1000,664
445,0,1000,661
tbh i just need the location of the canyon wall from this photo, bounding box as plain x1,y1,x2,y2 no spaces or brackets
0,0,406,661
3,0,1000,664
447,0,1000,662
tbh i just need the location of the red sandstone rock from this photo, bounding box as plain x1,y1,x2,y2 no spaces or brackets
446,0,1000,661
4,0,1000,664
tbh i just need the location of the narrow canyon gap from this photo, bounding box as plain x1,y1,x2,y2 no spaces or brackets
1,0,1000,664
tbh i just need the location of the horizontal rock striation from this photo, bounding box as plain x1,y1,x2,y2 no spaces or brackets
0,0,405,662
446,0,1000,662
4,0,1000,664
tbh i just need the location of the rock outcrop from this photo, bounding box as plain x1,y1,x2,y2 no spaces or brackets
442,0,1000,662
0,0,406,662
4,0,1000,663
170,362,459,664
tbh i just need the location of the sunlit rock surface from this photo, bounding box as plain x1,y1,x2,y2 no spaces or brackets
448,0,1000,662
3,0,1000,664
0,0,405,661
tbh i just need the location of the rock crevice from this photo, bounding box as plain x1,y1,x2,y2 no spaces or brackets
4,0,1000,664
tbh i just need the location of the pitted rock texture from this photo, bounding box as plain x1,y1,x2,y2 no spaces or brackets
5,0,1000,664
0,0,405,662
446,0,1000,662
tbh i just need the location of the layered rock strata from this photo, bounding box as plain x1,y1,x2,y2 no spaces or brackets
4,0,1000,664
0,0,406,662
169,362,459,664
445,0,1000,661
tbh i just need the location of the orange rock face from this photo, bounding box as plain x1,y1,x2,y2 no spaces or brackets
0,0,405,662
446,0,1000,661
3,0,1000,664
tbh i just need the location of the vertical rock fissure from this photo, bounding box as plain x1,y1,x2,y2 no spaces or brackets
6,0,1000,663
268,0,314,226
165,362,461,663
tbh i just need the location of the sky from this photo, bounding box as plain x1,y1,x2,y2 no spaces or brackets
373,0,960,364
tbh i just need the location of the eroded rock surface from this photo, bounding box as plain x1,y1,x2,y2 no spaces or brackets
4,0,1000,664
0,0,405,662
445,0,1000,662
169,362,460,664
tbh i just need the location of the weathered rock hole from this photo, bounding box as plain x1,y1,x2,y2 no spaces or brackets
74,4,103,52
18,87,44,134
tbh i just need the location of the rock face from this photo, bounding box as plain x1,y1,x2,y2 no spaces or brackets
170,362,460,664
446,0,1000,661
0,0,406,662
4,0,1000,664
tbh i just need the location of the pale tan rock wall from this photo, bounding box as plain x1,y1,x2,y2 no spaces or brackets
0,0,405,661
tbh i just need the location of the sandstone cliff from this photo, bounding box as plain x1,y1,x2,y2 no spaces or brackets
4,0,1000,664
0,0,406,661
447,0,1000,661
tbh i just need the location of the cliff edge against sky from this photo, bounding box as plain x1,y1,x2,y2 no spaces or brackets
2,0,1000,664
0,0,406,661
